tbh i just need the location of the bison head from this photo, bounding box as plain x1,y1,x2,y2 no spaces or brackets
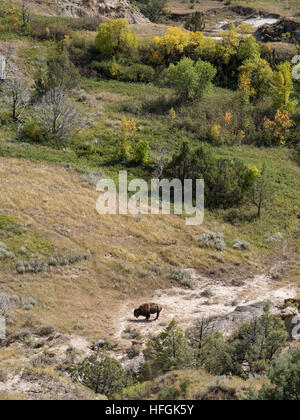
134,308,140,318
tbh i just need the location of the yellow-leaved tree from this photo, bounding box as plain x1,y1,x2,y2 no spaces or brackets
95,19,138,57
153,27,190,63
271,62,298,115
238,55,273,101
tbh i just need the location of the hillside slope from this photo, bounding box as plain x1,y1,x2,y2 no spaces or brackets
14,0,149,23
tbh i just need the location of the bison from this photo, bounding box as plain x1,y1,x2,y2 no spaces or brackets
134,303,162,321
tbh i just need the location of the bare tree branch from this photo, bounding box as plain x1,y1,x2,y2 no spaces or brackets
35,88,86,142
2,78,30,121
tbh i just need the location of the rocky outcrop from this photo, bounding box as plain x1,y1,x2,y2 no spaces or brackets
211,302,273,337
256,18,300,43
210,300,300,340
35,0,149,23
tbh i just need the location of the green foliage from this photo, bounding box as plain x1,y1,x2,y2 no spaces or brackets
166,57,217,100
184,12,205,32
262,349,300,399
186,318,221,366
207,305,287,377
71,350,133,397
141,306,287,382
93,60,156,83
237,36,260,62
186,305,288,378
33,49,79,100
135,0,168,23
158,386,180,400
232,304,288,376
271,62,298,114
164,142,255,209
21,120,50,144
133,140,150,164
243,349,300,400
95,19,138,58
142,320,193,378
239,56,273,100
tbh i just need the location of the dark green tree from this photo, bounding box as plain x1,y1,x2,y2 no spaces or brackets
136,0,168,23
164,142,256,209
71,350,133,396
142,320,193,377
243,349,300,400
232,304,288,376
33,49,79,100
184,12,205,32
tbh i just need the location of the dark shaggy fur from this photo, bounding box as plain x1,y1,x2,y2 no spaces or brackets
134,303,162,321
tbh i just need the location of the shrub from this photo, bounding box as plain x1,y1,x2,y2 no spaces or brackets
28,21,70,41
238,56,273,101
0,242,14,259
118,64,155,83
21,120,50,144
184,11,205,32
164,142,256,209
142,320,193,377
206,304,288,377
149,264,163,276
133,140,150,165
170,267,194,289
95,19,138,58
166,57,217,100
76,143,97,158
135,0,168,23
122,326,142,340
198,231,227,251
158,386,180,400
126,344,143,359
266,232,283,243
71,350,133,396
232,238,251,250
242,349,300,400
33,89,85,143
33,50,79,100
0,293,17,317
37,324,55,337
22,297,37,311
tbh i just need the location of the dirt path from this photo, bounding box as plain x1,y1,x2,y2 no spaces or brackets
114,270,298,341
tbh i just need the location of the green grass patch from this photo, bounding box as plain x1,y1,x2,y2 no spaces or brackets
0,213,55,271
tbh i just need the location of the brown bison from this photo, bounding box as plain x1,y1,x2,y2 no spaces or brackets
134,303,162,321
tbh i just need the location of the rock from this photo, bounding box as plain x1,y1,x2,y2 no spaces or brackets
54,0,149,24
256,18,300,43
280,307,300,340
122,353,145,374
211,301,273,337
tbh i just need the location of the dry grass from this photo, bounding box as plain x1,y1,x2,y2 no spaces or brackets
130,23,175,38
0,156,270,338
117,368,267,400
166,0,225,15
166,0,300,17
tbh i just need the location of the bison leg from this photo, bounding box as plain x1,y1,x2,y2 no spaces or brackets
145,314,150,321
